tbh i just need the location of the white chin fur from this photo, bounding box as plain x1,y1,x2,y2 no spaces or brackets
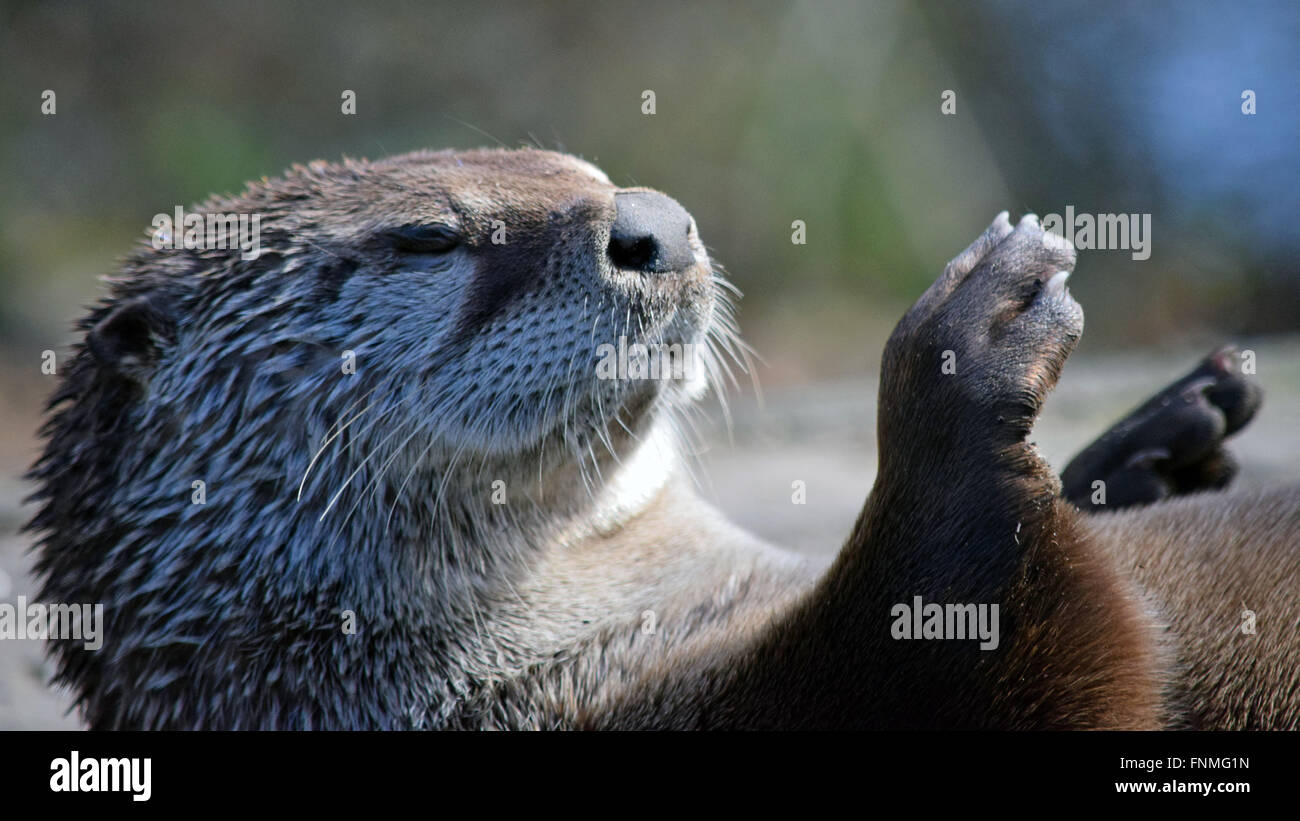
589,417,678,535
683,343,710,400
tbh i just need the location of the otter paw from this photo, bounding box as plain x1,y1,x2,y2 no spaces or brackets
882,213,1083,443
1061,345,1263,510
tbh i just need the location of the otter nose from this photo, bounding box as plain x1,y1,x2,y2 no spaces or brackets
607,191,696,274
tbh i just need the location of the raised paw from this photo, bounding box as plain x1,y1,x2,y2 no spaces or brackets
1061,345,1263,510
879,212,1084,456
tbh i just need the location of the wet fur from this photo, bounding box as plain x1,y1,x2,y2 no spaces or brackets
27,149,1299,729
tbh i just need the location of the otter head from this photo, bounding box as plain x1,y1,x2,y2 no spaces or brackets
110,149,726,482
30,149,740,680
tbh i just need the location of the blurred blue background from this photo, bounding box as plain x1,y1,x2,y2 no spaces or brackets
2,0,1297,385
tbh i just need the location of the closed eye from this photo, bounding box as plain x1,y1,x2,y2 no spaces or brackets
382,223,461,254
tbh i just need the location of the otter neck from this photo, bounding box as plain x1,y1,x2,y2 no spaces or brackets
321,415,682,668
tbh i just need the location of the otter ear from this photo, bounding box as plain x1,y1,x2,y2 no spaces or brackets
87,296,173,382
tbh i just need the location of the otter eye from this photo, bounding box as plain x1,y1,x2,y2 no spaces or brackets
384,223,461,254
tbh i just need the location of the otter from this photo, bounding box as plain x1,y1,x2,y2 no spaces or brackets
27,148,1298,729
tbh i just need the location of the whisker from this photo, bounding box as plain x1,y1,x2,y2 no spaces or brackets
297,395,377,501
318,408,415,521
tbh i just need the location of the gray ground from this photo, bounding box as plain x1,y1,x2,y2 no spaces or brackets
3,338,1297,729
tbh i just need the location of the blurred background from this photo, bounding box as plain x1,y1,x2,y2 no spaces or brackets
1,0,1298,727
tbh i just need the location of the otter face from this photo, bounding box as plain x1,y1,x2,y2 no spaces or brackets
323,148,725,457
81,148,739,518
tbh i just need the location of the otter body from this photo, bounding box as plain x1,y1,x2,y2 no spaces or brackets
28,149,1299,729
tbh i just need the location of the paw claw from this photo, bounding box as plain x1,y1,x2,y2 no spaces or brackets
1124,447,1171,470
1044,270,1070,300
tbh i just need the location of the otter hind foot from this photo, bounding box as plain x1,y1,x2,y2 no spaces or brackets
1062,345,1263,510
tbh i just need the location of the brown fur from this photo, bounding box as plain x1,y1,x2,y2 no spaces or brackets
28,148,1300,729
1088,488,1300,729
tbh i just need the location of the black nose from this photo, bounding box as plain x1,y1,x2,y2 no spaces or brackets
607,191,695,274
